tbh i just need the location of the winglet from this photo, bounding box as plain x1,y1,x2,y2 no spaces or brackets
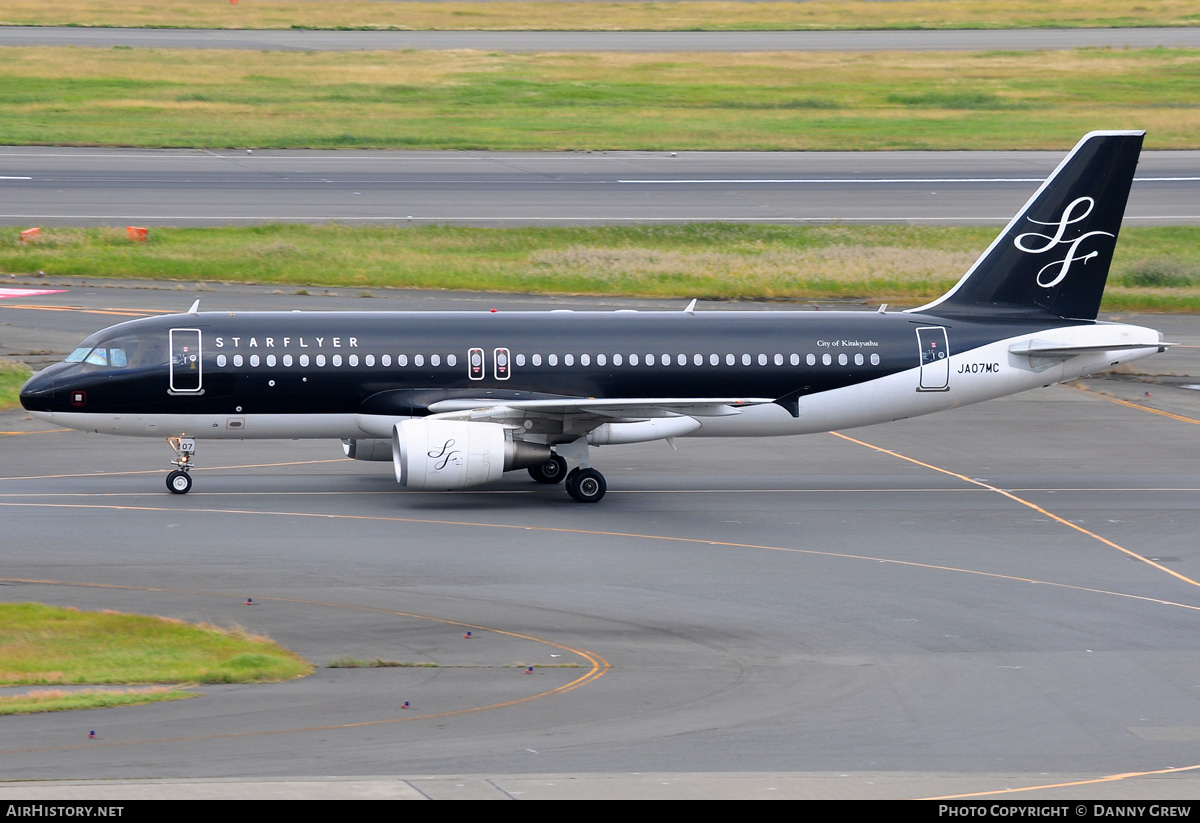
684,299,697,315
187,299,200,314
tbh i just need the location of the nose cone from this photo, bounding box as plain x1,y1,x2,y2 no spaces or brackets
19,368,59,413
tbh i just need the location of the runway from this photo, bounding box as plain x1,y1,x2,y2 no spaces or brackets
2,282,1200,799
3,147,1199,227
3,25,1200,52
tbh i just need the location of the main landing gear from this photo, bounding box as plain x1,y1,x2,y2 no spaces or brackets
565,467,606,503
166,436,196,495
528,454,568,484
528,446,608,503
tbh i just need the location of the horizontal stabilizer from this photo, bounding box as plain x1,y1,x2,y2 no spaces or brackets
1009,339,1166,359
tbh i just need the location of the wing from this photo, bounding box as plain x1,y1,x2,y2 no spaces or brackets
425,396,775,421
422,395,777,446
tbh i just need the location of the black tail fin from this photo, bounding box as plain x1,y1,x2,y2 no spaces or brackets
911,130,1143,320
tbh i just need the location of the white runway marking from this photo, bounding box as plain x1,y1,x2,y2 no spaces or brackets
0,288,67,299
1,214,1196,223
619,177,1200,184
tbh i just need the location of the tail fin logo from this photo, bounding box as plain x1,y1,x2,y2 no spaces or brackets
1014,196,1114,288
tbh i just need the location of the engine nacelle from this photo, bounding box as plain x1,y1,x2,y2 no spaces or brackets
341,438,393,462
393,419,552,489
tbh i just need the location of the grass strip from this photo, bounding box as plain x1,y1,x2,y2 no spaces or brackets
327,657,437,668
1,1,1197,32
4,224,1199,312
0,687,194,716
1,46,1198,150
0,361,32,411
0,602,313,685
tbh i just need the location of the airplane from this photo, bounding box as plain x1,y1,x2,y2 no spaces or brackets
19,130,1167,503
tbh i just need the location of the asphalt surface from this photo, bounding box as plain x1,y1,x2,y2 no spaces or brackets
1,282,1199,799
3,26,1200,52
3,147,1199,227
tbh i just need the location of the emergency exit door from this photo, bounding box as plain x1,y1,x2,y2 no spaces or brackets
916,326,949,392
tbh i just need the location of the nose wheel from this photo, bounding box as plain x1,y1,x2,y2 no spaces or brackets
166,470,193,494
166,436,196,494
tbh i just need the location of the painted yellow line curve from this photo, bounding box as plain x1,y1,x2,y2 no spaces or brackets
0,578,609,755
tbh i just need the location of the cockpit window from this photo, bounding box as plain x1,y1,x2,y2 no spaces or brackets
67,346,129,368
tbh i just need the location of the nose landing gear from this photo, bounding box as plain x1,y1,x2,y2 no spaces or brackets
166,436,196,494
